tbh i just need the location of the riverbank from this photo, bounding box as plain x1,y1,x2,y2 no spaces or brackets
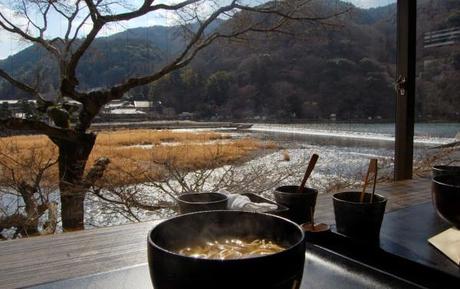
0,120,253,137
91,120,252,131
0,129,274,185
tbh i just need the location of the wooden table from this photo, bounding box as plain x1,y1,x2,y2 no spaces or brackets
0,178,434,289
28,202,459,289
380,202,459,283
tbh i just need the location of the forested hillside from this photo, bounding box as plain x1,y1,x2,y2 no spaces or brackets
0,0,458,121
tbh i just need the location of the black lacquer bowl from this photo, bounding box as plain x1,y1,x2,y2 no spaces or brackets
147,210,306,289
333,191,387,243
274,185,318,225
177,192,228,214
432,175,460,229
432,165,460,178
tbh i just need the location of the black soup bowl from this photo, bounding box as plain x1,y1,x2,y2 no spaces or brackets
432,165,460,178
147,210,306,289
432,175,460,229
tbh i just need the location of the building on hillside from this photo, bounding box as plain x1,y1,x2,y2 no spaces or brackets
134,101,153,112
0,99,36,105
104,100,132,109
421,26,459,79
110,108,146,115
424,27,460,48
0,99,36,118
102,100,134,115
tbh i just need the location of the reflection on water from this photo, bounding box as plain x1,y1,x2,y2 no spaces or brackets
239,122,458,196
249,123,458,148
254,122,458,137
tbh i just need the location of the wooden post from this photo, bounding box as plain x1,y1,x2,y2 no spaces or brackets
395,0,417,180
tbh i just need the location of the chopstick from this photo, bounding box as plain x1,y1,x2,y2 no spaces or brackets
298,154,319,193
360,159,378,203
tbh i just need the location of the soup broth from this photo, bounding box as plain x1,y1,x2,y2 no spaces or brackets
177,239,285,260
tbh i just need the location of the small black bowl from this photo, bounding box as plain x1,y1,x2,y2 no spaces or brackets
432,165,460,178
147,210,306,289
333,191,387,243
432,175,460,229
177,192,228,214
274,185,318,225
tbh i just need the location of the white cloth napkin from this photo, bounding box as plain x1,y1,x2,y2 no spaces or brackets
218,190,278,213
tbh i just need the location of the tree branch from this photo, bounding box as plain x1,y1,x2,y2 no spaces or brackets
84,0,350,100
60,1,103,95
107,1,239,97
0,68,56,108
100,0,200,22
0,118,83,142
52,0,84,53
234,1,352,22
62,22,104,94
0,10,60,57
0,68,40,97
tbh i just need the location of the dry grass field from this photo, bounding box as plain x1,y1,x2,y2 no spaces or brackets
0,129,277,186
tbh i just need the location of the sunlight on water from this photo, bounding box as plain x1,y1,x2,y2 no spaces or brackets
250,123,458,146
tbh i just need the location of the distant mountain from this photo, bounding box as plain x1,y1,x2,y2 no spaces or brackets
109,19,224,54
0,0,458,121
0,31,167,96
0,19,223,95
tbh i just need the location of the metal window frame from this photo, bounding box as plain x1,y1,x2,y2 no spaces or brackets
395,0,417,180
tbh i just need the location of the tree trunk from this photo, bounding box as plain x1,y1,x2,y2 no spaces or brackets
55,133,96,231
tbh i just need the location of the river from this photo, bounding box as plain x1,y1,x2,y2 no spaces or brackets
248,122,458,147
235,122,459,191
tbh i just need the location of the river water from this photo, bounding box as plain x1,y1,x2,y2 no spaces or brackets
249,122,458,147
238,122,459,191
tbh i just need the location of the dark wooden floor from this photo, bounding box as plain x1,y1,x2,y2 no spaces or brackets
0,178,433,289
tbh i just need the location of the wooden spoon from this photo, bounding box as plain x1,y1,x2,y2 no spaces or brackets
370,161,378,203
360,159,378,203
298,154,319,193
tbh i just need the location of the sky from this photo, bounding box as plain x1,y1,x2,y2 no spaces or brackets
0,0,396,60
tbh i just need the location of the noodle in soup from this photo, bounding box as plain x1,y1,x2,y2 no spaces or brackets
177,239,285,259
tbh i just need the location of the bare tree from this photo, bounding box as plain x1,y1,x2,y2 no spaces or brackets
0,146,58,238
87,152,306,226
0,0,350,231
